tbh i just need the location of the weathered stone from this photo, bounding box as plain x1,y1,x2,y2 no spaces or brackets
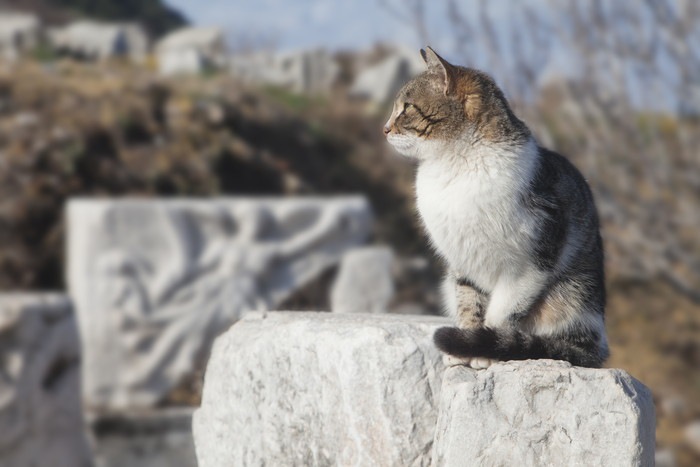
685,421,700,455
433,360,655,467
349,46,425,108
193,312,450,467
230,49,339,95
660,394,687,418
156,27,227,75
655,448,677,467
331,246,394,314
0,12,40,61
48,20,148,62
67,197,372,411
91,408,196,467
0,294,92,467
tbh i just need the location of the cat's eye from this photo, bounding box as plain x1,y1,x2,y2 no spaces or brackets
404,103,416,111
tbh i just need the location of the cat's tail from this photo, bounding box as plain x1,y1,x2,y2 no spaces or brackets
433,326,606,368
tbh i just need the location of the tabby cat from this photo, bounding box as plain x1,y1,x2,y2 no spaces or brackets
384,47,608,368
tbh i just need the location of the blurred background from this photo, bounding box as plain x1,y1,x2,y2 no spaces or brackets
0,0,698,466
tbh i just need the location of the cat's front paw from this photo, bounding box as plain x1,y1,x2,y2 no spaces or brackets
468,357,496,369
442,354,496,369
442,354,473,367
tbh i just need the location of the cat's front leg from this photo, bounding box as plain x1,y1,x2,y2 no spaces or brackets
484,268,548,328
455,279,488,329
442,274,495,369
441,273,488,329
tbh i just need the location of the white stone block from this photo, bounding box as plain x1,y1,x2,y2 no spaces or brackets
331,246,394,314
67,197,372,411
433,360,655,467
193,312,450,467
0,294,92,467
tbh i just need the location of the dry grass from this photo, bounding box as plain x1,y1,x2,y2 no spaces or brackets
607,280,700,465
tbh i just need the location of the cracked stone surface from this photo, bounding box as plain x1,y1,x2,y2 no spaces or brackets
0,294,92,467
193,311,450,467
433,360,656,467
67,197,371,411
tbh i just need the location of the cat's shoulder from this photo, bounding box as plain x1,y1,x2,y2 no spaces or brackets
534,146,591,187
535,146,586,179
531,145,597,214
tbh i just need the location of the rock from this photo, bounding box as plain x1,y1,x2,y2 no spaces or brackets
330,246,394,314
67,197,372,411
193,311,450,467
230,49,339,95
655,448,676,467
685,421,700,455
661,394,687,418
13,111,40,129
433,360,656,467
0,294,92,467
91,408,196,467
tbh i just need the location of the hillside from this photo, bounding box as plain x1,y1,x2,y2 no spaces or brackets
0,62,425,292
0,0,188,38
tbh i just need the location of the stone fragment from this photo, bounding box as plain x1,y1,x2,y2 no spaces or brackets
331,246,394,314
660,394,687,418
654,448,676,467
0,294,92,467
91,408,196,467
685,421,700,455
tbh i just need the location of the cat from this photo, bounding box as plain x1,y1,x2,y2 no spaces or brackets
384,47,608,368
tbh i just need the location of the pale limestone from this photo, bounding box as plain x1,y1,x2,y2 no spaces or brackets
193,312,450,467
433,360,655,467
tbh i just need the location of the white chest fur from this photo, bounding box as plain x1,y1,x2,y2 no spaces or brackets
415,141,539,292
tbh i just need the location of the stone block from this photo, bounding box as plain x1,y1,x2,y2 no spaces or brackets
67,197,372,411
193,312,449,467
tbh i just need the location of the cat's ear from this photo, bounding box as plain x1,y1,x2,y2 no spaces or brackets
420,46,457,96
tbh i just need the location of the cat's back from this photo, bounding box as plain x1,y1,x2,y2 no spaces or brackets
526,146,604,289
531,146,601,231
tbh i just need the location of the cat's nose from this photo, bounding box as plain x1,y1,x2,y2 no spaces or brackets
383,125,391,135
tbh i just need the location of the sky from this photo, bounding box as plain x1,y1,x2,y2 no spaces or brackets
164,0,691,112
166,0,421,51
165,0,513,55
164,0,546,94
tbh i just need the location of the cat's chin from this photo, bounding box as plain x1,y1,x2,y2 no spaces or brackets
393,147,420,159
387,134,421,158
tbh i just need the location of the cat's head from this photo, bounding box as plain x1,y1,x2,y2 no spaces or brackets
384,47,529,159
